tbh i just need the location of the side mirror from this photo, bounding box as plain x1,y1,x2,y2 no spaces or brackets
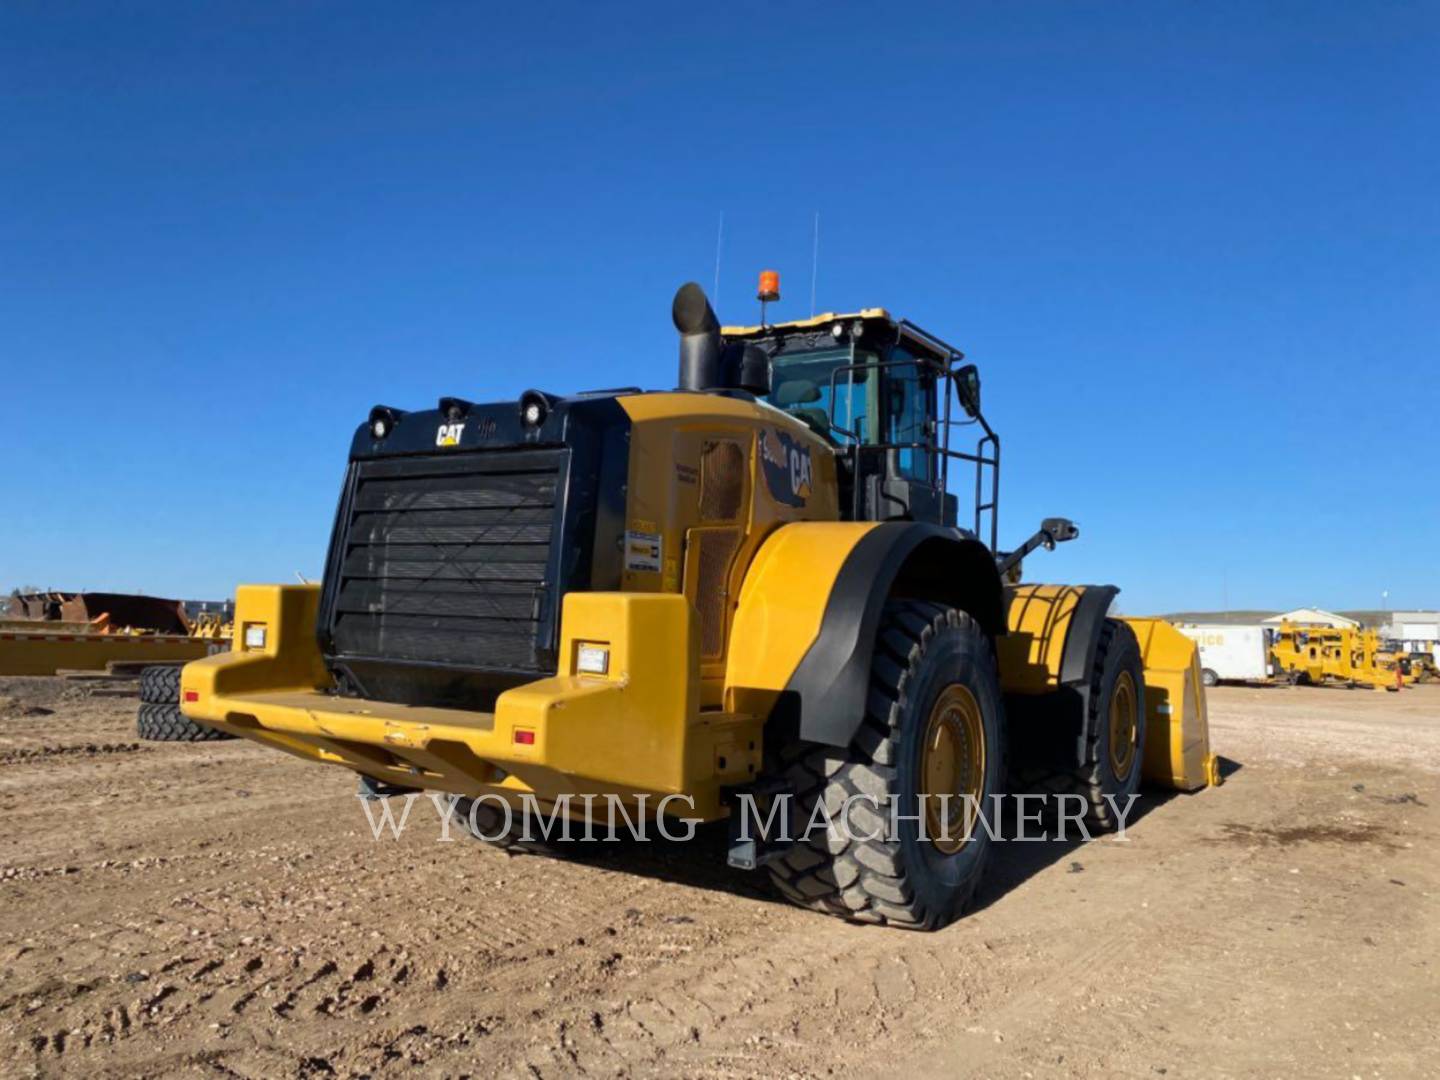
956,364,981,418
1039,517,1079,548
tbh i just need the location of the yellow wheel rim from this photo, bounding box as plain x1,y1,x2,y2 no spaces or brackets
1108,671,1139,781
920,684,986,854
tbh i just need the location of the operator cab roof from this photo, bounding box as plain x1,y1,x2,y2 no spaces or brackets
721,309,965,370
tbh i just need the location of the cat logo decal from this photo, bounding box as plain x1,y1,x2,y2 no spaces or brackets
760,428,813,508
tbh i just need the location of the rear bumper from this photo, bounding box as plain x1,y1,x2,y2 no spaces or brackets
181,585,758,819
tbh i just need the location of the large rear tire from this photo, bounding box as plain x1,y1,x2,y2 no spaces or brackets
766,601,1006,930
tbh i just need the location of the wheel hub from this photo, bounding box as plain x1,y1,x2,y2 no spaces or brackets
920,684,986,854
1108,671,1139,781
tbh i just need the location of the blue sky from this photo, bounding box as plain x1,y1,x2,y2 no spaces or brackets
2,2,1436,613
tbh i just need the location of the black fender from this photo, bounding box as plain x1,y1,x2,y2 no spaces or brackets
1055,584,1120,764
786,522,1006,748
1001,583,1121,771
1055,585,1119,688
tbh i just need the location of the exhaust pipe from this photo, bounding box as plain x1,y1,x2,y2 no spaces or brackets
673,282,724,392
671,281,771,395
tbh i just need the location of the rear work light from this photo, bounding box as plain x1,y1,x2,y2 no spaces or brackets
576,644,610,675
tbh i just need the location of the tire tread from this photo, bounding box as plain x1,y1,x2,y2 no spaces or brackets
137,701,233,742
767,601,1001,929
138,665,182,705
1009,619,1144,830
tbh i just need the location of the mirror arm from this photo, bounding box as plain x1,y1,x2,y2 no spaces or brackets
995,517,1079,578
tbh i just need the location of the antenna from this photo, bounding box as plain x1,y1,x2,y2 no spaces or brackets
810,211,820,316
713,212,724,309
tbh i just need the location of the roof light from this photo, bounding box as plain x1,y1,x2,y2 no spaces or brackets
518,390,551,428
368,405,404,440
757,269,780,303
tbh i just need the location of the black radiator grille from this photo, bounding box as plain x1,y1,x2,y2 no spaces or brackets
329,449,566,674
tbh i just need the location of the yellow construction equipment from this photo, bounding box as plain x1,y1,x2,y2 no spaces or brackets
0,595,232,677
1409,655,1440,683
183,274,1217,929
1269,621,1410,691
0,629,223,677
1375,643,1439,684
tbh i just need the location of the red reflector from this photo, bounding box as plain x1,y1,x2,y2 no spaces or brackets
183,690,199,702
513,729,535,745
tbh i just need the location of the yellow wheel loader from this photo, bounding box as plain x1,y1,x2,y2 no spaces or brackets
1374,641,1439,684
1403,652,1440,683
182,276,1217,929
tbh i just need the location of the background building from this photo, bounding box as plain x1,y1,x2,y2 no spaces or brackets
1379,611,1440,651
1260,608,1360,629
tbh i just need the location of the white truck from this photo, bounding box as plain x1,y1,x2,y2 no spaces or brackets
1175,624,1273,687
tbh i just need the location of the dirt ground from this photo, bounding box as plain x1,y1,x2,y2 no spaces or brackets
1,678,1437,1079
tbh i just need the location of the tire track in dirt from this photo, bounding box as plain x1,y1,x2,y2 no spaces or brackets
3,682,1439,1076
0,741,148,766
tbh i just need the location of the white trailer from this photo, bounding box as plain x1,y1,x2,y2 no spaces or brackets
1175,624,1273,687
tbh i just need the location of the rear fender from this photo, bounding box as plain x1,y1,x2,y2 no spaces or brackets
726,521,1005,748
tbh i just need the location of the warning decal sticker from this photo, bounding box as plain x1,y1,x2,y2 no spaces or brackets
624,530,662,573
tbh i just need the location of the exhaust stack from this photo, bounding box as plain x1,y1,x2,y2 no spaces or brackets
673,282,724,392
672,281,770,395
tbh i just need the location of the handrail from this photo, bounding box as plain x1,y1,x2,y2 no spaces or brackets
804,356,1000,547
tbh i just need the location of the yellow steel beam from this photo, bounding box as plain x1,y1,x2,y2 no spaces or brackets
0,631,221,677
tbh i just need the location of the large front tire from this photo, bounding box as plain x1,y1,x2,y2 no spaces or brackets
767,602,1006,930
1008,619,1146,831
1051,619,1147,830
1081,619,1146,829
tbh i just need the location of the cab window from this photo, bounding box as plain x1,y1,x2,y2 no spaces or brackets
885,348,935,482
766,347,879,444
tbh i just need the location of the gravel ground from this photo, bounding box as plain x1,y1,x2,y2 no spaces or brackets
1,677,1436,1078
